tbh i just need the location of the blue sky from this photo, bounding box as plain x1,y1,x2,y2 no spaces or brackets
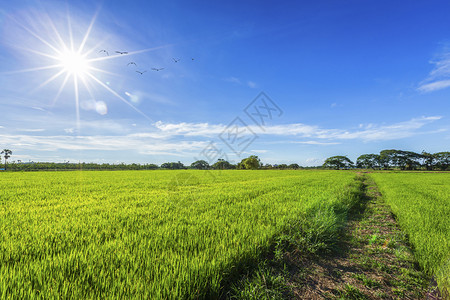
0,0,449,166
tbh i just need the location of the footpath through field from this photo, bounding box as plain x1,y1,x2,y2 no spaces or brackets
232,174,442,299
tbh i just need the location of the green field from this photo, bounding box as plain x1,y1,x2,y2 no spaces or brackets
371,172,450,295
0,170,448,298
0,170,362,298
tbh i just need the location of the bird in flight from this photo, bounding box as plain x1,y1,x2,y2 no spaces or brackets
151,68,164,71
116,51,128,55
127,62,137,66
99,49,109,56
136,70,147,75
192,58,195,60
172,58,180,63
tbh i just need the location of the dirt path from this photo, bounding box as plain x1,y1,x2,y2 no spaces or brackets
286,175,438,299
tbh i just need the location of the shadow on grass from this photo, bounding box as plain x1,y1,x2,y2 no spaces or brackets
222,175,369,299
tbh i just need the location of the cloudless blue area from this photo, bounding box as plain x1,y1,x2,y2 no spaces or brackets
0,0,449,165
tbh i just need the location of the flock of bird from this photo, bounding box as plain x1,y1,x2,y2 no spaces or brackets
98,49,194,75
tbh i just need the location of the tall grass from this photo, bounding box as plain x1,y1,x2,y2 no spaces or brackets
0,170,359,298
370,172,450,296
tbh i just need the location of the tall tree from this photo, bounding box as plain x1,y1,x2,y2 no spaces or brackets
238,155,261,170
421,151,435,170
323,156,354,170
1,149,12,170
288,163,300,169
190,160,210,170
212,159,234,170
356,154,381,169
161,161,185,169
434,152,450,170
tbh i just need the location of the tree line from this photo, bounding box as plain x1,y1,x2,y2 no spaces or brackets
323,150,449,170
1,154,305,171
1,149,448,172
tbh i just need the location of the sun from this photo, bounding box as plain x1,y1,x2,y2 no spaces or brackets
58,51,90,76
5,8,160,130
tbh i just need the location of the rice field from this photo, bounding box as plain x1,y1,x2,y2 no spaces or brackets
370,172,450,295
0,170,361,299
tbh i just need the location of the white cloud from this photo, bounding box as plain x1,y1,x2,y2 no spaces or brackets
154,121,225,137
0,133,208,155
0,116,442,161
225,77,241,84
153,116,442,142
305,157,324,166
31,106,47,112
251,149,268,153
19,128,46,132
292,141,341,145
225,77,257,88
418,79,450,92
247,81,257,88
418,52,450,92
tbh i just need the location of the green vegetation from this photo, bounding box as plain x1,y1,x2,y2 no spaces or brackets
1,169,448,298
371,172,450,296
322,149,449,170
0,170,362,298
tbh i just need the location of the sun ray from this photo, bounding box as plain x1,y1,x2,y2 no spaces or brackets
39,7,69,51
13,17,62,55
83,36,111,57
78,9,99,55
66,7,75,52
51,73,71,106
34,69,66,91
10,45,60,60
10,8,160,128
1,64,63,75
87,66,120,76
74,76,80,132
88,44,174,63
86,72,154,122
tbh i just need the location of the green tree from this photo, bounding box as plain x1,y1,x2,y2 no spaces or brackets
1,149,12,170
212,159,234,170
190,160,210,170
434,152,450,170
161,161,185,169
288,163,300,169
238,155,261,170
379,149,422,170
356,154,381,169
421,151,435,170
323,155,354,170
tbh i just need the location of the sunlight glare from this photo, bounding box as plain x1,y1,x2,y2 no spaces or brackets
58,51,89,76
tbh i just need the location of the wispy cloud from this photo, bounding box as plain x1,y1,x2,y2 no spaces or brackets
418,52,450,92
0,116,442,162
418,79,450,92
19,128,46,132
305,157,325,166
0,133,208,155
247,81,257,88
225,77,241,84
154,116,442,142
292,141,341,145
251,149,268,153
224,77,257,88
